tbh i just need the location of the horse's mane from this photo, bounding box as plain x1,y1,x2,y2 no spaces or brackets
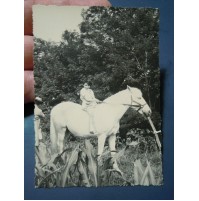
104,89,130,104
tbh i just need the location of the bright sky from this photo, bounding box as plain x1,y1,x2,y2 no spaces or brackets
33,5,89,42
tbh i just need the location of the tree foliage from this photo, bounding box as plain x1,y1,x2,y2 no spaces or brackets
34,7,161,138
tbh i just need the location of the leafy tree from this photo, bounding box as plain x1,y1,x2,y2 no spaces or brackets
34,7,161,138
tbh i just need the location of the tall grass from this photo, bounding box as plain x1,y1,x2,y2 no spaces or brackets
35,134,163,188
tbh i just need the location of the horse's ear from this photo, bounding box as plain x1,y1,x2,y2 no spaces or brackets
127,85,131,91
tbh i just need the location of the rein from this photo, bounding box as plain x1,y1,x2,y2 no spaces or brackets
101,99,147,112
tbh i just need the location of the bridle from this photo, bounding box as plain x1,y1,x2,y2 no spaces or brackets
124,95,147,112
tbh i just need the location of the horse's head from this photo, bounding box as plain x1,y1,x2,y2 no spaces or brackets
127,86,151,117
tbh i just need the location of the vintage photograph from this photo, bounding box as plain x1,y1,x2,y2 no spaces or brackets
33,5,162,188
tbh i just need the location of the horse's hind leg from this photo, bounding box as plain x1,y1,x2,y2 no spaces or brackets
57,127,66,154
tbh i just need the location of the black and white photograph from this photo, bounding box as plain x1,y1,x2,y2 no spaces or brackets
33,5,162,188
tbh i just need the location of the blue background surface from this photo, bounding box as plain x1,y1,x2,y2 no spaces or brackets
24,0,174,199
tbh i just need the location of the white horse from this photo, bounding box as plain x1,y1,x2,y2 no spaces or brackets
50,86,151,170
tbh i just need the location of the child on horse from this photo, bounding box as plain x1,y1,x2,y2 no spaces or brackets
80,82,101,134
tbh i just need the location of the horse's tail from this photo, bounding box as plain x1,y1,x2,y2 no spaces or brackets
50,111,57,154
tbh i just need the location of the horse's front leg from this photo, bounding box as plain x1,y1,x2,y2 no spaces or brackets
97,134,107,162
57,128,66,154
108,134,122,173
